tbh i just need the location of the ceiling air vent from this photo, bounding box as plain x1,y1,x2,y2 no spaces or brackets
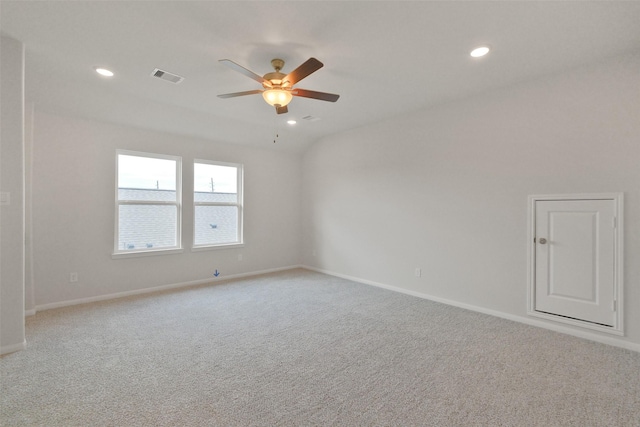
151,68,184,84
302,115,321,122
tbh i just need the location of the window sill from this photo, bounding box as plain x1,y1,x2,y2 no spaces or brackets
191,243,244,252
112,248,184,259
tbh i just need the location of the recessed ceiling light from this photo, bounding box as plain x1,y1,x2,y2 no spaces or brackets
470,46,490,58
287,120,297,125
95,67,114,77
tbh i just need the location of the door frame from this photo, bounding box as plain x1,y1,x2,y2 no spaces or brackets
527,193,624,336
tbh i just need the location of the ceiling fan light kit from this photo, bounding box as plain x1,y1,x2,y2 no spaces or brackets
218,57,339,114
262,88,293,107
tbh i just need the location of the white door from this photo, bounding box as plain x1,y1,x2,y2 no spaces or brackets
534,199,617,327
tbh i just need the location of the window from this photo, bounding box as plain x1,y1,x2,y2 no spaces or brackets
193,160,243,248
115,151,182,255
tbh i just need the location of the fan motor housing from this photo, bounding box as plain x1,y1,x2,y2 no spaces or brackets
263,71,286,87
264,59,287,87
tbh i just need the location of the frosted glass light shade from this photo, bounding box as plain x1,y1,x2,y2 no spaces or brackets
262,89,293,107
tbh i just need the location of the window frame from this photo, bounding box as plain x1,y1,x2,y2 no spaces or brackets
192,159,244,250
113,149,183,258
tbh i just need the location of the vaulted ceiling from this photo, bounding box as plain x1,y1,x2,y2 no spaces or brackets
2,1,640,151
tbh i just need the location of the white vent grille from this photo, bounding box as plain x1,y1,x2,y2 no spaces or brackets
302,115,321,122
151,68,184,84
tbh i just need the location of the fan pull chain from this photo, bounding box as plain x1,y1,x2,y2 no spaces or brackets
273,116,280,143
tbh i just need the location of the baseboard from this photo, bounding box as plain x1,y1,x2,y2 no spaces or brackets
25,309,36,317
1,339,26,356
303,265,640,354
34,265,303,313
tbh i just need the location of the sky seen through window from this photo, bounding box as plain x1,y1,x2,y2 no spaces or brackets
118,155,237,193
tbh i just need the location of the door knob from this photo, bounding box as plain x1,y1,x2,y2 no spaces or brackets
538,238,547,244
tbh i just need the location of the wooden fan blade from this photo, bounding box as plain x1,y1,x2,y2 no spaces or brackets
292,88,340,102
283,58,323,86
219,59,270,86
275,105,288,115
217,90,263,99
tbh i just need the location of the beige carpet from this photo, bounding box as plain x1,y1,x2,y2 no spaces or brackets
1,269,639,426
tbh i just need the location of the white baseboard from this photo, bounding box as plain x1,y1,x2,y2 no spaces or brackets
33,265,303,313
25,309,36,317
1,339,26,355
303,265,640,354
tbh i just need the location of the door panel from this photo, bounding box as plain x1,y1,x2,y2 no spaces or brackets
535,199,615,326
548,211,597,301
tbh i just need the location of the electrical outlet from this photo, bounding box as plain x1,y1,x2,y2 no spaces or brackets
70,272,78,283
415,268,421,278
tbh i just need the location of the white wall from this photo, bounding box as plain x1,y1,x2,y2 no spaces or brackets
302,52,640,348
0,35,26,354
24,102,35,314
31,112,302,307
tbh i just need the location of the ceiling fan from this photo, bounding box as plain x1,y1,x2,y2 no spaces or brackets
217,57,339,114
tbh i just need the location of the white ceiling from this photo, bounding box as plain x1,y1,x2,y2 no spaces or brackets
2,1,640,152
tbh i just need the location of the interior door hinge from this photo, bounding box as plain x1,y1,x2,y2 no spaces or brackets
612,300,617,311
612,217,617,229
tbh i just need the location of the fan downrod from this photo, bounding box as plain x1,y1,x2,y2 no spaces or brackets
263,59,287,85
270,59,285,72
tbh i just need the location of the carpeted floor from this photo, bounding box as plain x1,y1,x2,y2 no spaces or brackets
1,269,639,426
